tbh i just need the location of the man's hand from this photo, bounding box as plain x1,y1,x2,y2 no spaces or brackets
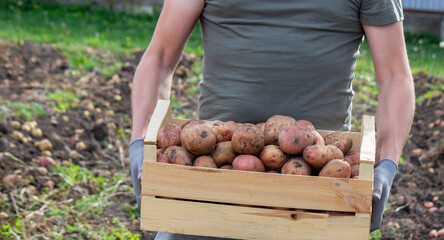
129,138,144,208
370,158,398,232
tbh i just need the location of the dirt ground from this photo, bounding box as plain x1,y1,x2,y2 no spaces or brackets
0,42,443,239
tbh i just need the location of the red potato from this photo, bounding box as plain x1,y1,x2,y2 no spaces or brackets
180,124,217,156
232,155,265,172
281,157,311,176
324,131,353,154
295,120,315,130
344,151,360,166
351,164,359,177
211,141,237,167
220,165,233,170
311,130,325,146
264,115,297,145
157,124,181,149
259,145,288,170
303,145,344,168
182,119,205,129
204,120,236,143
157,148,165,154
231,124,265,155
319,159,351,178
156,152,170,163
267,170,279,174
256,122,265,133
193,156,217,168
164,146,194,166
278,126,314,154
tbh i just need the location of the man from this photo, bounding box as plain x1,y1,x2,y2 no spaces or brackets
129,0,415,239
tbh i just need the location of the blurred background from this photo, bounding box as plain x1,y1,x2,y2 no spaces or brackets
0,1,443,239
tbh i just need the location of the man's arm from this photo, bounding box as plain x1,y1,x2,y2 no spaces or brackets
363,22,415,164
130,0,204,141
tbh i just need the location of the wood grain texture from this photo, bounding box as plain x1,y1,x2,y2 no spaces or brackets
359,115,376,181
144,100,172,145
140,196,370,240
142,162,373,213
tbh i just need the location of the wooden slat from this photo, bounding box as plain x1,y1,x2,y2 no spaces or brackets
140,196,369,240
359,115,376,181
142,162,372,213
144,100,172,145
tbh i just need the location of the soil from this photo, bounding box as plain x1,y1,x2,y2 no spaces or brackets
0,41,443,239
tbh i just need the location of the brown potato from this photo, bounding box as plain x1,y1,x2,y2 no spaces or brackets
351,164,360,177
281,157,311,176
211,141,237,167
164,146,193,166
278,126,314,154
295,120,315,130
220,165,233,170
232,155,265,172
319,159,351,178
256,122,265,133
193,156,217,168
157,124,181,149
264,115,297,145
231,124,265,155
344,151,360,166
259,145,288,170
180,124,216,156
267,170,279,174
311,130,325,146
303,145,344,168
182,119,205,129
156,152,170,163
324,131,353,154
204,120,235,142
225,121,239,136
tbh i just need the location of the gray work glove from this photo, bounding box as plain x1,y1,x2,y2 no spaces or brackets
129,138,144,209
370,158,398,232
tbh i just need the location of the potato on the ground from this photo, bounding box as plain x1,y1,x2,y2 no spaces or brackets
344,151,360,166
259,145,288,170
324,131,353,154
319,159,351,178
232,155,265,172
157,124,181,149
311,130,325,146
180,124,216,156
295,120,315,130
156,152,170,163
278,126,314,154
193,156,217,168
264,115,297,145
303,145,344,168
182,119,205,129
281,157,311,176
204,120,235,142
231,124,265,155
256,122,265,133
351,164,359,177
211,141,237,167
164,146,193,166
220,165,233,169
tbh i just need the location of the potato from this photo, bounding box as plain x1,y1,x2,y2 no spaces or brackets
204,120,235,142
211,141,237,167
267,170,279,174
220,165,233,170
157,148,165,154
311,130,325,146
156,152,170,163
281,157,311,176
303,145,344,168
324,131,353,154
256,122,265,133
164,146,193,166
278,126,314,154
225,120,239,136
295,120,315,130
180,124,216,156
182,119,205,129
351,165,359,177
264,115,297,145
319,159,351,178
231,124,265,155
344,151,360,166
232,155,265,172
193,156,217,168
157,124,181,149
259,145,288,170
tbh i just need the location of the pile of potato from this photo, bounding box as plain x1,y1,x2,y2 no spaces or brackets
156,115,361,179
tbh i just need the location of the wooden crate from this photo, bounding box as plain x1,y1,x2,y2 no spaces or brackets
140,100,375,240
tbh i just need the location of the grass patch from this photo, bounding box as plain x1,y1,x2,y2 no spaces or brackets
47,89,78,112
0,102,46,120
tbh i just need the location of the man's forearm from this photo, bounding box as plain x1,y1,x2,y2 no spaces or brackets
130,53,174,141
375,72,415,164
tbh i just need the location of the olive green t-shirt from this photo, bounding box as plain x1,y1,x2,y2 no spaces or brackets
198,0,403,130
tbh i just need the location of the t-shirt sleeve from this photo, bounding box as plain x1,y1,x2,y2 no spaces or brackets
360,0,404,25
